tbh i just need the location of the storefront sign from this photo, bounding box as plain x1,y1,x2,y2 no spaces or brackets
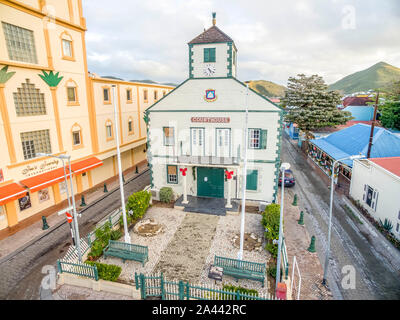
191,117,230,123
21,159,60,177
18,193,31,211
38,188,50,203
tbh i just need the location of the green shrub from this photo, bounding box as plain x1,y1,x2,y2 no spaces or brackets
88,221,120,260
125,190,151,220
261,204,281,258
267,264,283,280
160,187,173,203
222,284,259,298
85,261,122,282
379,218,394,232
110,229,123,241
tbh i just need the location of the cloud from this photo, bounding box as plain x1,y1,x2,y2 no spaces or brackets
82,0,400,86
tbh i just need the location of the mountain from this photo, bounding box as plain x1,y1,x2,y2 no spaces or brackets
245,80,286,97
328,62,400,94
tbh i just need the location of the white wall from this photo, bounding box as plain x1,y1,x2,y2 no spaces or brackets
350,160,400,240
191,43,229,78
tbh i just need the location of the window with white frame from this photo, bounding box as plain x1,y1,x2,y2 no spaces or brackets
167,165,178,184
106,122,113,139
2,22,38,63
362,184,379,211
163,127,174,146
248,128,267,149
20,129,51,160
13,79,46,116
62,39,72,57
249,129,261,149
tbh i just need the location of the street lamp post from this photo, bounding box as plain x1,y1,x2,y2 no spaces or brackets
322,154,364,286
276,162,290,290
112,85,131,244
36,152,82,262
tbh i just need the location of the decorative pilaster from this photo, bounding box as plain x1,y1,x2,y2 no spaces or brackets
0,66,17,163
39,71,64,151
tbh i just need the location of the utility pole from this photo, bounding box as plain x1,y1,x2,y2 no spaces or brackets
112,85,131,244
367,92,380,159
238,84,249,261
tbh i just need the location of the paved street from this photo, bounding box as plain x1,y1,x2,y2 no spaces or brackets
282,134,400,300
0,169,150,300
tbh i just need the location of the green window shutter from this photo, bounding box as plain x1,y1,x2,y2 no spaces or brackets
260,130,267,149
210,48,216,62
246,170,258,191
204,48,209,62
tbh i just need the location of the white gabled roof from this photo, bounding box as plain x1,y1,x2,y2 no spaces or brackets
146,78,282,113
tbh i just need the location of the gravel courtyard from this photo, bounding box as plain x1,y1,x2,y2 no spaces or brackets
99,204,271,293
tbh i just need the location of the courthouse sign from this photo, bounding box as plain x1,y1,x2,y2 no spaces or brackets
191,117,230,123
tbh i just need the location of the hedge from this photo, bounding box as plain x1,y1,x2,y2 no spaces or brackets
85,261,122,282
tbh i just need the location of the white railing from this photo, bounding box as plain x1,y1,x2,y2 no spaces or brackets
290,256,302,300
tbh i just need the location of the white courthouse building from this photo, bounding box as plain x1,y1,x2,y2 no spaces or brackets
145,14,283,212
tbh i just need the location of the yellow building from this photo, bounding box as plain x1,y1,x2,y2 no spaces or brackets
0,0,173,238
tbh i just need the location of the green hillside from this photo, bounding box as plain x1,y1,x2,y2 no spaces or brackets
245,80,286,97
328,61,400,94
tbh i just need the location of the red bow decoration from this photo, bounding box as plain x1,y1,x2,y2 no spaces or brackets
225,170,234,179
179,168,188,176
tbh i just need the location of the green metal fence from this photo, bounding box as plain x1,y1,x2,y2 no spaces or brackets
87,208,122,246
134,273,275,300
57,259,98,281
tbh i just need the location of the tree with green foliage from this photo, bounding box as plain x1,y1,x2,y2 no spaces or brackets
379,80,400,130
261,203,281,258
283,74,353,138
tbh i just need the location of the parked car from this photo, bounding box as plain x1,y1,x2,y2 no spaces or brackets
278,169,295,187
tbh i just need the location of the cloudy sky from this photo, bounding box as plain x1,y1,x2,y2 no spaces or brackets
83,0,400,86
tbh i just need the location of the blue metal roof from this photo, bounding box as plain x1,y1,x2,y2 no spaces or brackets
310,124,400,167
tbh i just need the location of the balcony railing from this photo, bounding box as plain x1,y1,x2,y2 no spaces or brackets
177,155,239,166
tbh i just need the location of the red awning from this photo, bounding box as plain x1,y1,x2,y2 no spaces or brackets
70,157,103,175
0,183,28,206
20,167,70,193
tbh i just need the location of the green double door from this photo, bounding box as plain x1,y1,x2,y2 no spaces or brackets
197,167,224,198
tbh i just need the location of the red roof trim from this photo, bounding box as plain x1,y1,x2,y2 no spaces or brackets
369,157,400,178
0,183,28,206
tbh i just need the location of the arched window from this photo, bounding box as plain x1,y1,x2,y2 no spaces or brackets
128,117,133,135
105,119,114,141
13,79,46,116
126,88,132,103
65,79,79,105
60,31,74,61
71,123,83,149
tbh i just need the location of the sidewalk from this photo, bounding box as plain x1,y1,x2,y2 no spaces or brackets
0,161,148,261
279,187,333,300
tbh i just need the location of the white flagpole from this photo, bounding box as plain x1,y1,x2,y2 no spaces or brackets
112,85,131,244
238,84,249,260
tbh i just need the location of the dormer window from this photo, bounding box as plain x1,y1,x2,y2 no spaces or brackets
204,48,216,63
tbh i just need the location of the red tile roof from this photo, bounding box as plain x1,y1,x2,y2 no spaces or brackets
188,26,234,44
369,157,400,177
342,96,374,107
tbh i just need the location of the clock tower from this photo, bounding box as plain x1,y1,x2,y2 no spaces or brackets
188,13,238,79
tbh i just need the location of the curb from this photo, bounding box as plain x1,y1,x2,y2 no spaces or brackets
0,169,150,265
341,196,400,270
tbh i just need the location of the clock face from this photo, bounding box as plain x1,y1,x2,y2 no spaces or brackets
203,64,216,76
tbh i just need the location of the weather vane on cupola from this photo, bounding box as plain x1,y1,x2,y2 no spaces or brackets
212,12,216,26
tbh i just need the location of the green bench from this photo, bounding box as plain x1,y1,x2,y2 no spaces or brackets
214,255,266,287
103,240,148,266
